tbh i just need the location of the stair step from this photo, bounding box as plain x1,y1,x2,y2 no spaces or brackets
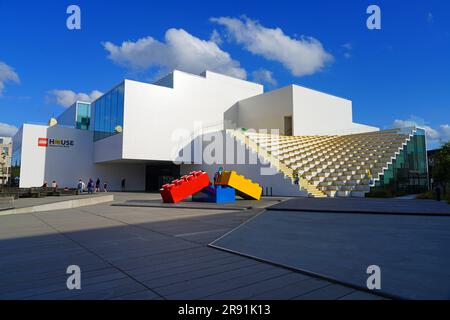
235,128,411,198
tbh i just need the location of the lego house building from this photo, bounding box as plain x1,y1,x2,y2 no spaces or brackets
11,70,429,197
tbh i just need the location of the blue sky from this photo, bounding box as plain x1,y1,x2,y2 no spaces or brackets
0,0,449,149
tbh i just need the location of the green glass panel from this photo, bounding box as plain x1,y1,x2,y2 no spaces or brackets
93,83,125,141
76,102,91,130
374,128,428,195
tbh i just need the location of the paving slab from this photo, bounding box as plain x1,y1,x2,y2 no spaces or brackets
268,197,450,216
202,272,311,300
0,194,114,216
251,278,330,300
210,209,450,300
113,197,284,211
0,193,382,300
292,284,355,300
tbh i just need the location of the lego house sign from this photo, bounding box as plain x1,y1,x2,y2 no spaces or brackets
38,138,75,148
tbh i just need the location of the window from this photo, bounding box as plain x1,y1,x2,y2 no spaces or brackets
92,83,125,141
2,147,8,156
374,128,428,194
76,102,91,130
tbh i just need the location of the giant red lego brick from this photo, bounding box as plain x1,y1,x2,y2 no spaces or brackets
160,171,211,203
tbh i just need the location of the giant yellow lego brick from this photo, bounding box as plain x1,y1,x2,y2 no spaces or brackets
216,171,262,201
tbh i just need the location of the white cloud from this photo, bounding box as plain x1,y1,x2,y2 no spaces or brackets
48,89,103,108
211,16,333,77
252,69,277,87
342,43,353,51
0,61,20,96
393,119,441,140
440,124,450,140
394,118,442,149
210,29,223,45
0,122,18,137
342,43,353,59
392,117,450,149
103,28,246,79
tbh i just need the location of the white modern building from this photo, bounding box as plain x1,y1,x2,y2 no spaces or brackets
12,70,428,197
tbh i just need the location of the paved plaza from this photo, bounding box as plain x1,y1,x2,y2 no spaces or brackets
0,193,383,300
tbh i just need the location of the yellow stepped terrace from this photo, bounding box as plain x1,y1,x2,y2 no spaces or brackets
230,128,415,198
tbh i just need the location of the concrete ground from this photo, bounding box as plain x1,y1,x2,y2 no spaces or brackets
269,197,450,215
212,210,450,300
0,193,383,300
212,200,450,300
8,193,111,209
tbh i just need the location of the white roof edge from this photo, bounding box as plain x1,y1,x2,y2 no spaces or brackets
291,84,352,102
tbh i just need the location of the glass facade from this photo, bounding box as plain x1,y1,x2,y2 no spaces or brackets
374,128,428,194
76,102,91,130
92,83,125,141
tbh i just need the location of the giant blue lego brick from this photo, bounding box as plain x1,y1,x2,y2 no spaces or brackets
192,186,236,204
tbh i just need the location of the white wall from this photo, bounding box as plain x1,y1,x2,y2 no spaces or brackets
228,84,379,136
94,133,123,163
19,125,47,188
292,85,353,136
232,86,293,134
178,130,307,197
18,124,145,190
347,122,380,135
122,70,263,162
56,103,77,127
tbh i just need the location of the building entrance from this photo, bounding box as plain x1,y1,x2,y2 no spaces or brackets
145,164,180,192
284,116,293,136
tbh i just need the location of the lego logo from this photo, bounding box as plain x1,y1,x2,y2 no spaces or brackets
38,138,48,147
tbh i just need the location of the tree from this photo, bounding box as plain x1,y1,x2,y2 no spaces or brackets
432,141,450,193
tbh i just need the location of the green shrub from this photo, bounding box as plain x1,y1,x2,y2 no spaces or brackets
366,189,395,198
416,191,435,200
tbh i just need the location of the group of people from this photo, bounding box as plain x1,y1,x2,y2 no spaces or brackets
77,178,127,194
77,178,108,194
42,181,59,189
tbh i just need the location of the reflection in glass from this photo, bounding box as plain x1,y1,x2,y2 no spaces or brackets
374,128,428,194
76,102,91,130
92,83,125,141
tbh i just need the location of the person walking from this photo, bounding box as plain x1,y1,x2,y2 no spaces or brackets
51,180,58,189
103,182,108,193
367,169,374,185
77,179,85,194
87,179,94,195
293,171,300,185
121,178,126,192
95,178,101,193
